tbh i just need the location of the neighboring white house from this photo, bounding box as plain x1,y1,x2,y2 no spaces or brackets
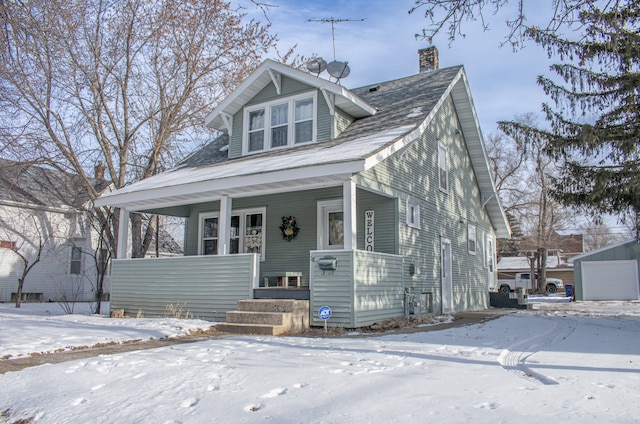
0,160,111,303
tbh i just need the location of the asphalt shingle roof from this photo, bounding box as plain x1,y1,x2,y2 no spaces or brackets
175,66,462,170
0,159,107,209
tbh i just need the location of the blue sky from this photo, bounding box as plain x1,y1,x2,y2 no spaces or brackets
255,0,557,135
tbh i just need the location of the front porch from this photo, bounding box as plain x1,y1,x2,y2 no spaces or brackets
109,249,405,329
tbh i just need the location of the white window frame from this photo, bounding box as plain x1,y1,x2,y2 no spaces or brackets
198,208,266,260
438,143,449,193
317,199,344,250
243,91,317,155
406,199,421,229
468,223,477,255
69,245,83,275
198,212,220,256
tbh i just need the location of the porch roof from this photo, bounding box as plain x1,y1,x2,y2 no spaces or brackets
94,125,413,214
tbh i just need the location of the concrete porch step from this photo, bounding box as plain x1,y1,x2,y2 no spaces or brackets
237,299,308,314
216,299,310,336
225,311,292,326
216,322,288,336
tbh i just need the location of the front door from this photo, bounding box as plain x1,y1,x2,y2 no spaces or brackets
317,199,344,250
441,237,453,313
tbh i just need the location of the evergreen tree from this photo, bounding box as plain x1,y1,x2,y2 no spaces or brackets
500,1,639,238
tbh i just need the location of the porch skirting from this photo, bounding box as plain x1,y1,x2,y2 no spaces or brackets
254,288,310,300
110,254,259,322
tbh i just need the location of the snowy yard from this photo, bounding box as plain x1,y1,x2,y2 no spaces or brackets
1,300,639,423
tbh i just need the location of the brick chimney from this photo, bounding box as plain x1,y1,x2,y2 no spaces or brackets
94,161,106,180
418,46,439,73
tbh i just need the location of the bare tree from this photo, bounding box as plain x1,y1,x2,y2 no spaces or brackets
409,0,593,48
0,0,278,258
580,221,624,252
487,114,574,291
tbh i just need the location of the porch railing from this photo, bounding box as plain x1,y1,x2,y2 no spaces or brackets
309,250,404,328
110,254,259,321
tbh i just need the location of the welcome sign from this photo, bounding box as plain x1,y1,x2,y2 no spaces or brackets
365,210,374,251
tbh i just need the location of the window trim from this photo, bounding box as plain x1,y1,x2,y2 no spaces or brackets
468,223,477,255
242,91,317,155
198,208,266,260
438,143,449,193
406,200,421,229
69,245,83,275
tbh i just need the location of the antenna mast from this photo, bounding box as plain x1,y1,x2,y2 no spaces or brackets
307,17,365,60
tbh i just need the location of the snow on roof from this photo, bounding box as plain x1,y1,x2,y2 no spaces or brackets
498,255,572,270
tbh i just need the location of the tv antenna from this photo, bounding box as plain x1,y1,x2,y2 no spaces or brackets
307,17,365,61
306,17,365,83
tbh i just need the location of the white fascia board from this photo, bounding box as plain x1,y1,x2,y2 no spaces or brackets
204,59,376,130
453,70,511,238
94,160,365,209
362,68,463,171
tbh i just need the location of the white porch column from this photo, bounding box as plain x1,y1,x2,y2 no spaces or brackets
218,195,233,255
117,208,129,259
343,179,357,250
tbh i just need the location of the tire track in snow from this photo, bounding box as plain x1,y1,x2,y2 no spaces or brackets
498,315,576,385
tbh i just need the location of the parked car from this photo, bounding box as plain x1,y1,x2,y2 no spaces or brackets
495,272,564,294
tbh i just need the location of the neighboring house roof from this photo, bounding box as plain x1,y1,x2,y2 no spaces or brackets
0,159,108,211
498,255,572,270
569,238,638,263
519,232,584,255
95,60,510,237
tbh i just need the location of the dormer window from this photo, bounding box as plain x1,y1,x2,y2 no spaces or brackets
243,91,317,154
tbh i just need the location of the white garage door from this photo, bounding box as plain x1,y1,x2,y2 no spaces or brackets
581,260,639,301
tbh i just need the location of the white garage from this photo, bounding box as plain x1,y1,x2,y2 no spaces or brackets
581,260,639,301
571,239,640,301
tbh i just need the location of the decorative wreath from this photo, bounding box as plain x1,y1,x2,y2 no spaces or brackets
279,216,300,241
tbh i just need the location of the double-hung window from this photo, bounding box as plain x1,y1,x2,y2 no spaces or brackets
70,245,82,275
406,200,421,229
199,208,266,260
244,92,316,154
468,224,477,255
438,143,449,193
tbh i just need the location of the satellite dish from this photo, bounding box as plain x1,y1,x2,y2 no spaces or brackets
327,60,350,79
306,57,327,75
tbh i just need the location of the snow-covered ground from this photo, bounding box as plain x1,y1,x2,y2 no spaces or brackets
1,300,640,423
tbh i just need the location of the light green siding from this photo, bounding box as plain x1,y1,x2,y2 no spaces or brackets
228,76,332,159
183,187,397,290
356,95,493,313
309,250,404,327
334,107,354,138
110,254,258,321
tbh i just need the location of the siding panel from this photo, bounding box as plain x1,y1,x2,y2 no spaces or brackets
110,254,257,321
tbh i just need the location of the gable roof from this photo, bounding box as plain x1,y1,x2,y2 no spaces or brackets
0,159,108,211
569,238,639,263
95,61,510,237
205,59,377,132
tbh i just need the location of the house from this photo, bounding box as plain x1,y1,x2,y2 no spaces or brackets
94,48,511,328
0,159,110,303
569,239,639,301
